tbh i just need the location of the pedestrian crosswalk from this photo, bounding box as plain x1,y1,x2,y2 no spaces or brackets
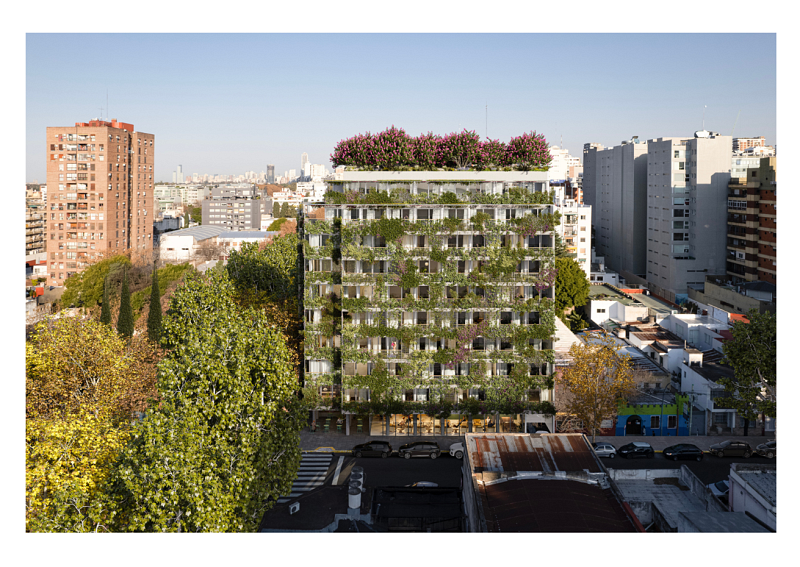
276,453,333,504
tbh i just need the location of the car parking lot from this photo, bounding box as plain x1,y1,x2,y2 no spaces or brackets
337,450,464,489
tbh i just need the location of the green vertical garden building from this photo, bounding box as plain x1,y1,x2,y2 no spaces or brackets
302,170,560,436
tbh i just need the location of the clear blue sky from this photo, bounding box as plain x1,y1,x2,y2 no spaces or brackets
26,33,776,183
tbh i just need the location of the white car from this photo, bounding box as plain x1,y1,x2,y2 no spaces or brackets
449,442,465,459
708,480,730,499
592,442,617,459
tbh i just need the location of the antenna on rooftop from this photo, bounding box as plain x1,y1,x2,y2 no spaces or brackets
731,109,741,137
485,102,488,139
702,105,707,130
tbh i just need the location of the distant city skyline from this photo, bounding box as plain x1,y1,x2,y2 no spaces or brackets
26,33,776,183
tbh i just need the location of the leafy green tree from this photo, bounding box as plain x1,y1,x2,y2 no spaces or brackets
554,233,570,258
555,257,589,319
61,255,131,309
226,235,298,301
279,203,289,218
116,268,134,338
189,206,202,224
26,317,158,532
267,217,288,231
272,202,280,218
146,265,162,342
100,276,111,325
111,270,304,532
719,309,776,436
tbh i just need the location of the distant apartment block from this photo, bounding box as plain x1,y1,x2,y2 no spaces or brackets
732,136,765,153
551,180,592,275
585,132,734,304
726,157,776,285
26,185,47,258
267,164,275,184
46,119,155,286
583,138,648,281
201,183,262,231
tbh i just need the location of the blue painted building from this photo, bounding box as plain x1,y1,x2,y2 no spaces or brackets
615,391,690,437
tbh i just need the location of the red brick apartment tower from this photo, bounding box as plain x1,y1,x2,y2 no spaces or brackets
756,157,776,285
725,156,776,286
46,120,155,286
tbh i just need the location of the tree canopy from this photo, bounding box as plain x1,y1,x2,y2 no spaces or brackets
555,256,589,316
60,255,131,309
116,268,134,338
226,234,298,302
111,270,305,532
719,309,776,435
25,317,158,531
556,333,635,442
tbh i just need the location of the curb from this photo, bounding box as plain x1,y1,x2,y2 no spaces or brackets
304,447,351,454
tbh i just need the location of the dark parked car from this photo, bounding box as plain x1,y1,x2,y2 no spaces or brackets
708,440,752,458
352,441,392,458
663,443,704,461
755,440,776,459
398,441,441,459
618,442,654,459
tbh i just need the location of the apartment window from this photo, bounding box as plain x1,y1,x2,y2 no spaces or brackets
650,416,660,430
668,415,677,429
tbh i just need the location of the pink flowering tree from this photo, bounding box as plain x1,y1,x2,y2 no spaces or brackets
371,125,413,170
411,131,444,170
477,138,509,169
507,131,552,171
330,132,375,168
440,129,481,169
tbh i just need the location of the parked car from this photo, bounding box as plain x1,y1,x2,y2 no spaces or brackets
398,441,441,459
663,443,704,461
407,482,438,488
618,442,654,459
592,442,617,459
708,440,752,458
449,442,465,459
708,480,730,499
755,440,776,459
352,441,392,458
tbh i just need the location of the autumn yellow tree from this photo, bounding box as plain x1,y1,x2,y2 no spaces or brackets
25,317,158,531
556,333,636,443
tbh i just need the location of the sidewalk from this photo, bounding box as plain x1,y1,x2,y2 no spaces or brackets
299,429,774,453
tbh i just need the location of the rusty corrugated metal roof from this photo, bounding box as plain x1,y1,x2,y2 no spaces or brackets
478,478,636,532
466,433,602,474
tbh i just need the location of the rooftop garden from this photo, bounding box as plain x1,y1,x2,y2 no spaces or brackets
330,126,552,171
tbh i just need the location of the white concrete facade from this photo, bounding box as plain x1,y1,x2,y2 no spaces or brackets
645,133,732,303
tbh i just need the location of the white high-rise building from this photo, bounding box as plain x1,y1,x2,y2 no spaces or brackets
552,182,592,276
548,146,581,182
301,152,309,172
177,164,184,184
584,132,733,304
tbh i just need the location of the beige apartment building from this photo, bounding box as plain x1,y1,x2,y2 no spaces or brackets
46,119,155,286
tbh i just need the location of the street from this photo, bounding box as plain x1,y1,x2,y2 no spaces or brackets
335,452,464,489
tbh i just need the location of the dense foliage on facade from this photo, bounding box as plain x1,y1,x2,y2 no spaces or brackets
303,175,559,418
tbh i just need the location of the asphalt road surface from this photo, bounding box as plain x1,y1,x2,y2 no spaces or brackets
603,453,775,485
335,452,464,489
